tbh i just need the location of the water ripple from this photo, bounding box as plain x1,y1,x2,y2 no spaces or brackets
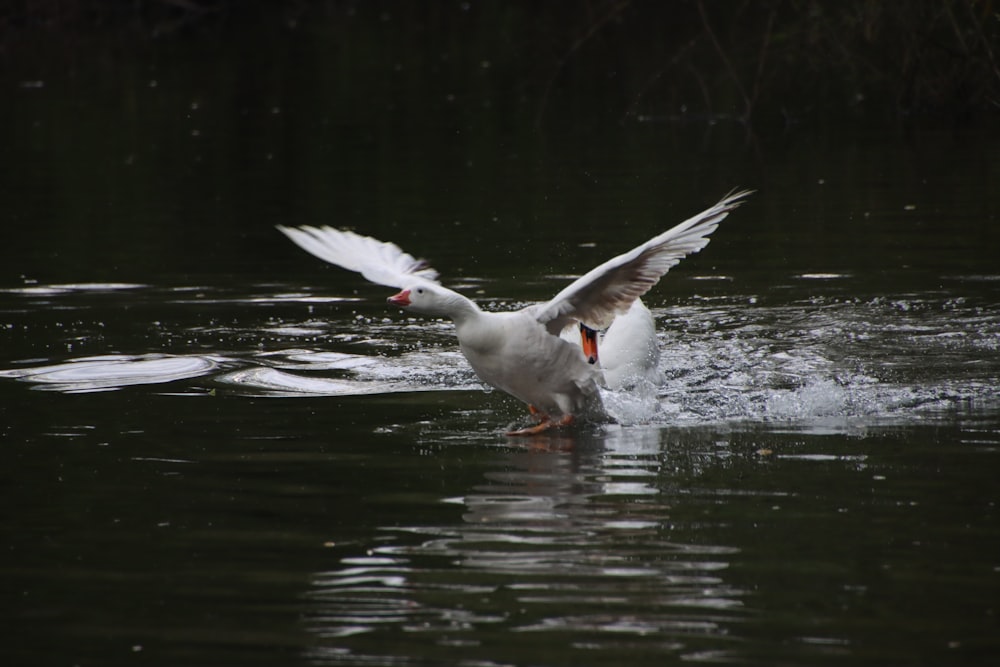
0,354,222,393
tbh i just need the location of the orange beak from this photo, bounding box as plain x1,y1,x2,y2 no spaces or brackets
580,323,599,365
387,289,411,307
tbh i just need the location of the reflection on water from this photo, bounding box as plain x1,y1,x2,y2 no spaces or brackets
0,282,148,296
305,428,747,665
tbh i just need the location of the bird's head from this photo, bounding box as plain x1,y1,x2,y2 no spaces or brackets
387,284,458,318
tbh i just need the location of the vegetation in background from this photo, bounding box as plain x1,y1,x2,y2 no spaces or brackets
2,0,998,126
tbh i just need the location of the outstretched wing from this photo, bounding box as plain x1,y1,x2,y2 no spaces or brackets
276,225,440,289
531,189,752,333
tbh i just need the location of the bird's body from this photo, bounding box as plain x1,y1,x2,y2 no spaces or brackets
458,308,604,419
278,189,751,435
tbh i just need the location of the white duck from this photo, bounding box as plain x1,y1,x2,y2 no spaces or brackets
277,190,751,436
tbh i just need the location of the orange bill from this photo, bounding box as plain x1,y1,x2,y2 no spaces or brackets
387,289,411,307
579,323,599,365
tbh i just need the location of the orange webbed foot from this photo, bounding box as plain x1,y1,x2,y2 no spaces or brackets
528,405,548,421
505,414,575,437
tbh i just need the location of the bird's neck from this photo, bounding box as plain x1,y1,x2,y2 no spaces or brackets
446,292,482,326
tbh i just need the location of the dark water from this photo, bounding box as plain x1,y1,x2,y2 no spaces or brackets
3,17,1000,667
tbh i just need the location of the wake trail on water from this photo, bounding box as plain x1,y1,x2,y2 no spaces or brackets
3,295,998,429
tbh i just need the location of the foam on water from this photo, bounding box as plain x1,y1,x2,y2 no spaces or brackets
639,294,1000,428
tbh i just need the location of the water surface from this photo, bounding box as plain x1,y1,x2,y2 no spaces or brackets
2,17,1000,667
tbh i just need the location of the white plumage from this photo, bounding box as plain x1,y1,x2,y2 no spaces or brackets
277,189,751,435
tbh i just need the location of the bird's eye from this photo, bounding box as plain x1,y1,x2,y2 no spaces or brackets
417,288,424,294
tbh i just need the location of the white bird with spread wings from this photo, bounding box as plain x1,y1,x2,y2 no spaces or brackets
278,190,751,435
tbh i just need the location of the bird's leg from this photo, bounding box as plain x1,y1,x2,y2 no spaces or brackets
506,420,553,437
554,414,575,428
506,413,575,437
528,405,548,422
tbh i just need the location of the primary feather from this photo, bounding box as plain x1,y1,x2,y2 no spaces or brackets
532,189,752,333
276,225,440,288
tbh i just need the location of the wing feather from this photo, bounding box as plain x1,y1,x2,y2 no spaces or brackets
533,189,752,333
276,225,440,289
